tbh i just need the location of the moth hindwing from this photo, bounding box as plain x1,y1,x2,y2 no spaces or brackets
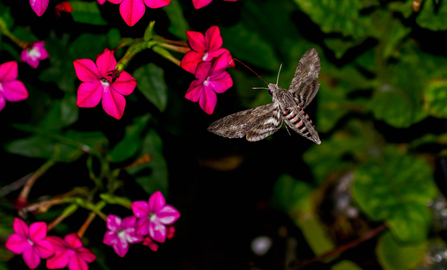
208,48,321,145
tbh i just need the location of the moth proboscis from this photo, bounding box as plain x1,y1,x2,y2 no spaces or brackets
207,48,321,145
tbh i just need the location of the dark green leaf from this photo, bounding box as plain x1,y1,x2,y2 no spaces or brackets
371,86,414,128
382,19,411,59
388,1,413,19
324,38,365,59
70,1,108,25
0,2,14,29
12,27,37,42
61,94,79,126
423,80,447,118
271,174,313,213
68,33,109,60
107,28,122,48
163,0,189,39
133,63,168,111
417,0,447,31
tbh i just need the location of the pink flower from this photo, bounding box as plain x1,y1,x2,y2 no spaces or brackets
30,0,49,16
46,233,96,270
107,0,170,26
132,191,180,243
98,0,106,4
73,49,137,119
167,226,175,239
55,2,72,18
142,237,158,252
0,61,28,112
192,0,236,9
103,215,143,257
181,25,234,74
20,41,50,69
185,53,233,114
5,218,54,269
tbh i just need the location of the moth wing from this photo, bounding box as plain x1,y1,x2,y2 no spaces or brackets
207,103,283,142
288,48,321,108
293,80,320,109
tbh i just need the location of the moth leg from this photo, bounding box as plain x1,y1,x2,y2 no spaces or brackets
284,123,291,136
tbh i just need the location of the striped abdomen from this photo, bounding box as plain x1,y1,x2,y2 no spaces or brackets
283,107,315,139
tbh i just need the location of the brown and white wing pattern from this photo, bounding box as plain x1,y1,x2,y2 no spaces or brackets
288,48,321,109
208,103,283,142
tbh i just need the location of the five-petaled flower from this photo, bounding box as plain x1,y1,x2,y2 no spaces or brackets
0,61,28,112
20,41,50,69
181,25,234,74
185,53,233,114
30,0,49,16
103,215,143,257
192,0,236,9
5,218,54,269
132,191,180,243
46,233,96,270
107,0,170,27
73,48,137,119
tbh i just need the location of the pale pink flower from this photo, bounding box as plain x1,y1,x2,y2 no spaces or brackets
103,215,143,257
30,0,49,16
20,41,50,68
142,236,158,251
185,53,233,114
73,49,137,119
46,233,96,270
5,218,54,269
132,191,180,243
0,61,28,112
107,0,170,26
181,25,234,74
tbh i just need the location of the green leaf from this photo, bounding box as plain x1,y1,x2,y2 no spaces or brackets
423,80,447,118
331,261,364,270
388,1,413,19
133,63,168,111
110,114,151,163
376,232,427,270
0,2,14,29
70,1,107,25
163,0,189,39
107,28,122,48
417,0,447,31
271,174,313,213
12,26,38,42
382,19,411,60
69,33,109,60
294,0,380,38
352,146,437,242
324,38,365,59
64,130,108,153
371,86,414,128
39,94,79,130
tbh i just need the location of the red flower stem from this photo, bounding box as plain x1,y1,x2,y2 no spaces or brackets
0,173,32,197
17,158,57,203
48,204,79,231
153,46,181,66
156,37,188,47
158,43,190,54
77,201,107,238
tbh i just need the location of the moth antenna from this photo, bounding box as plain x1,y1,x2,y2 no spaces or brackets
276,64,282,85
234,58,269,85
252,87,269,90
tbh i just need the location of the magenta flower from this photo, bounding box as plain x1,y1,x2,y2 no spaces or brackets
20,41,50,69
103,215,142,257
0,61,28,112
142,236,159,252
98,0,106,4
185,53,233,114
73,49,137,119
181,25,234,74
192,0,236,9
132,191,180,243
167,226,175,239
46,233,96,270
30,0,49,16
107,0,170,27
5,218,54,269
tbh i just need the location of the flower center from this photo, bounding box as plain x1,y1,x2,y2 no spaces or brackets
100,77,110,86
203,76,210,86
148,212,157,222
27,238,34,246
27,47,41,60
202,51,209,61
118,229,125,238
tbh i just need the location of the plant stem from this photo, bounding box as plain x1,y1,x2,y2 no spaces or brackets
17,158,57,203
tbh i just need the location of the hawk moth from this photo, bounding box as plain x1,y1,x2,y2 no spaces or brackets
208,48,321,145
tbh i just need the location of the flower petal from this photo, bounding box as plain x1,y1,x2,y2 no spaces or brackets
106,215,122,232
131,201,149,217
108,0,124,3
29,222,47,241
199,84,217,115
34,41,50,60
121,216,136,229
34,239,54,259
143,0,170,8
148,220,166,243
102,87,126,119
192,0,212,9
195,61,213,80
112,240,129,257
73,59,100,82
148,191,166,212
180,51,203,74
46,249,70,269
167,226,175,239
21,50,40,69
157,205,180,225
209,72,232,94
13,218,29,237
65,233,83,249
208,48,234,68
186,31,205,53
205,26,223,52
103,231,117,246
209,53,229,76
30,0,49,16
0,61,18,82
98,0,107,4
76,82,103,108
125,232,143,244
142,237,159,251
68,254,88,270
135,218,149,236
119,0,146,27
0,94,5,112
96,49,117,78
185,80,203,103
46,236,68,252
1,81,28,102
5,234,30,254
111,71,136,96
76,247,96,263
23,248,41,269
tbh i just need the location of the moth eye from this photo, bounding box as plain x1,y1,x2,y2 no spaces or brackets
269,90,273,95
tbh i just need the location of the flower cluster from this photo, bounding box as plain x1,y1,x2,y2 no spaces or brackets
107,0,170,26
5,218,96,270
181,26,234,114
103,191,180,257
